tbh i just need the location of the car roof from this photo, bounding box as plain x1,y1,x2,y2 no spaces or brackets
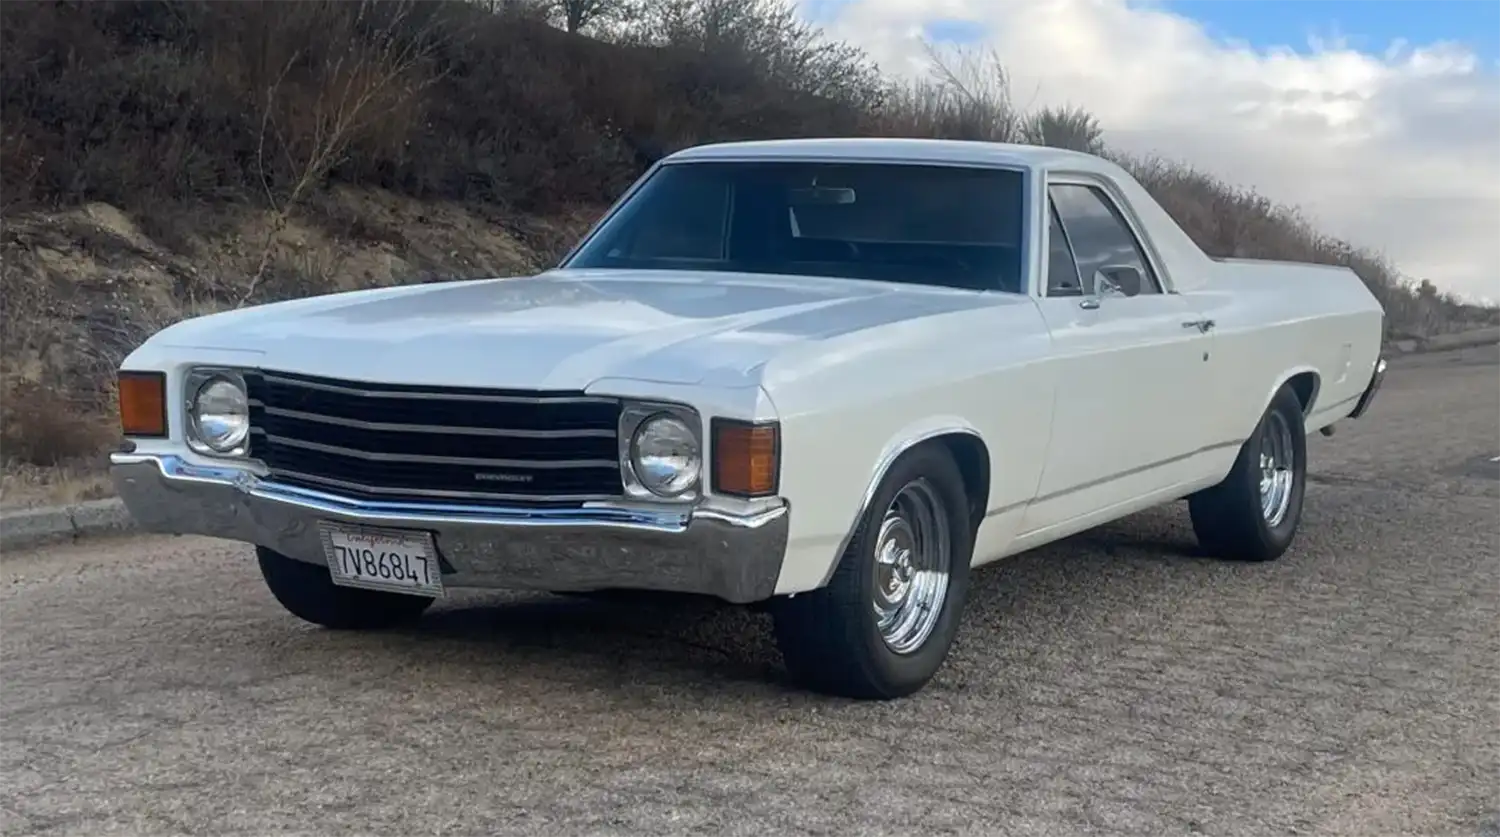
663,137,1114,173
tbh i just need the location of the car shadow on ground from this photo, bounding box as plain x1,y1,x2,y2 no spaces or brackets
357,502,1237,697
385,588,791,692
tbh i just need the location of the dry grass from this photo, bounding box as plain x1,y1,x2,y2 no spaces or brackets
0,463,116,511
0,0,1495,504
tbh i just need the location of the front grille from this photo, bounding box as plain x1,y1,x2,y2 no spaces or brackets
245,370,623,505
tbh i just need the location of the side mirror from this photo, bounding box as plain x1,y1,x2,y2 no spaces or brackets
1093,265,1143,298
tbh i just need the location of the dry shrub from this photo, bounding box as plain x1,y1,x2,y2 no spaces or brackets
0,380,117,467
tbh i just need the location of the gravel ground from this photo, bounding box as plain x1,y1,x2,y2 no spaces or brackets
2,346,1497,837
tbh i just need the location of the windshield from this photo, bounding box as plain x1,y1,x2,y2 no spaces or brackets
564,161,1027,293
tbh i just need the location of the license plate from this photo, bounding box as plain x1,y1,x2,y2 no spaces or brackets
318,521,444,598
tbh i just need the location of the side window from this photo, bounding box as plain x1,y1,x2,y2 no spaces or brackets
1045,202,1084,297
1047,183,1161,295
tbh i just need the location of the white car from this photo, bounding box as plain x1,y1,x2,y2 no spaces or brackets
109,138,1388,699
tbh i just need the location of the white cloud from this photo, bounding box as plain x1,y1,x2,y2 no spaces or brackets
816,0,1500,303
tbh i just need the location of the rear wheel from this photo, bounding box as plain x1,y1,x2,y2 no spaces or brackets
1189,384,1308,562
771,444,974,700
256,546,435,629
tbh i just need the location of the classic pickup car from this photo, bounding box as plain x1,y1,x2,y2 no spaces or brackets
109,138,1387,700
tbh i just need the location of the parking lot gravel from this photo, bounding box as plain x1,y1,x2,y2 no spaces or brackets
2,346,1497,837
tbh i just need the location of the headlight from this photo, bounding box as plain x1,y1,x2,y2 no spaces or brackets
629,413,701,497
188,373,250,455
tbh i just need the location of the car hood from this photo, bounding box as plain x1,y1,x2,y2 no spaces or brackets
152,268,1027,390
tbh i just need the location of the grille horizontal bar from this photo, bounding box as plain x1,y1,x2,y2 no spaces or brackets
245,370,624,505
260,406,614,439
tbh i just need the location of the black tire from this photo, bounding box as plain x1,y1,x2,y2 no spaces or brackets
1188,384,1308,562
770,443,974,700
256,546,435,630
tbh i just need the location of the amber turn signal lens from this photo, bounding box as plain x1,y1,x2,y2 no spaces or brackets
712,419,779,497
118,371,167,437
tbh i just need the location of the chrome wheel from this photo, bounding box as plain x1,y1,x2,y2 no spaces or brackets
872,478,951,655
1258,410,1296,527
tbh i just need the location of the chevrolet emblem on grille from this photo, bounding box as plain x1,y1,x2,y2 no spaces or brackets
473,472,534,484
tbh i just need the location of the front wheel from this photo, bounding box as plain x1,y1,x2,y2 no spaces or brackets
770,444,974,700
1189,384,1308,562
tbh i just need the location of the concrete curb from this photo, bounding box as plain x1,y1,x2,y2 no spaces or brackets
0,498,135,554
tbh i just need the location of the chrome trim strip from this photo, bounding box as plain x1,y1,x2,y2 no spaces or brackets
265,467,618,503
261,406,616,439
661,154,1030,171
109,453,791,603
821,427,985,588
1031,438,1244,504
265,435,616,469
983,500,1029,519
1307,391,1360,419
249,477,689,526
817,434,1247,588
260,372,616,405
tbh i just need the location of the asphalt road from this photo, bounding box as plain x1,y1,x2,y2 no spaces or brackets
4,346,1498,837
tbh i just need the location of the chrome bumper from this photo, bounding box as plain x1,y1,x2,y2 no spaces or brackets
1348,356,1388,419
109,453,790,604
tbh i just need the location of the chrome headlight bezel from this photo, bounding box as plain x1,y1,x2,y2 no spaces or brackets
183,367,251,458
618,401,703,502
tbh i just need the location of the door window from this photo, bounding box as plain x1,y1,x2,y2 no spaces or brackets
1048,183,1162,295
1045,203,1085,297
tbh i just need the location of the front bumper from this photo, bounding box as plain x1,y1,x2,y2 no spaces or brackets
1348,356,1388,419
109,453,790,604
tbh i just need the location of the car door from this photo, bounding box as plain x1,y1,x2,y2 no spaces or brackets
1026,178,1214,530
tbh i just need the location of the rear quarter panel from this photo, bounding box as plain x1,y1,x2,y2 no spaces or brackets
1183,259,1384,444
759,296,1057,595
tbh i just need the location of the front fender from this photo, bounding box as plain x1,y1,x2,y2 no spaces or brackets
759,299,1056,596
814,419,986,587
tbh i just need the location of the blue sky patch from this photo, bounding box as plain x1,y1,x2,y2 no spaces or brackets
1157,0,1499,61
923,17,988,44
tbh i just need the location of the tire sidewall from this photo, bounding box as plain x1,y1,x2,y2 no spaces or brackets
1247,388,1308,550
847,446,974,693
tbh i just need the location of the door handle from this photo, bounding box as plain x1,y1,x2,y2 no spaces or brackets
1182,319,1215,333
1079,298,1100,310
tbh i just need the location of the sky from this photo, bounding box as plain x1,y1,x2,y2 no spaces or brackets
805,0,1500,303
